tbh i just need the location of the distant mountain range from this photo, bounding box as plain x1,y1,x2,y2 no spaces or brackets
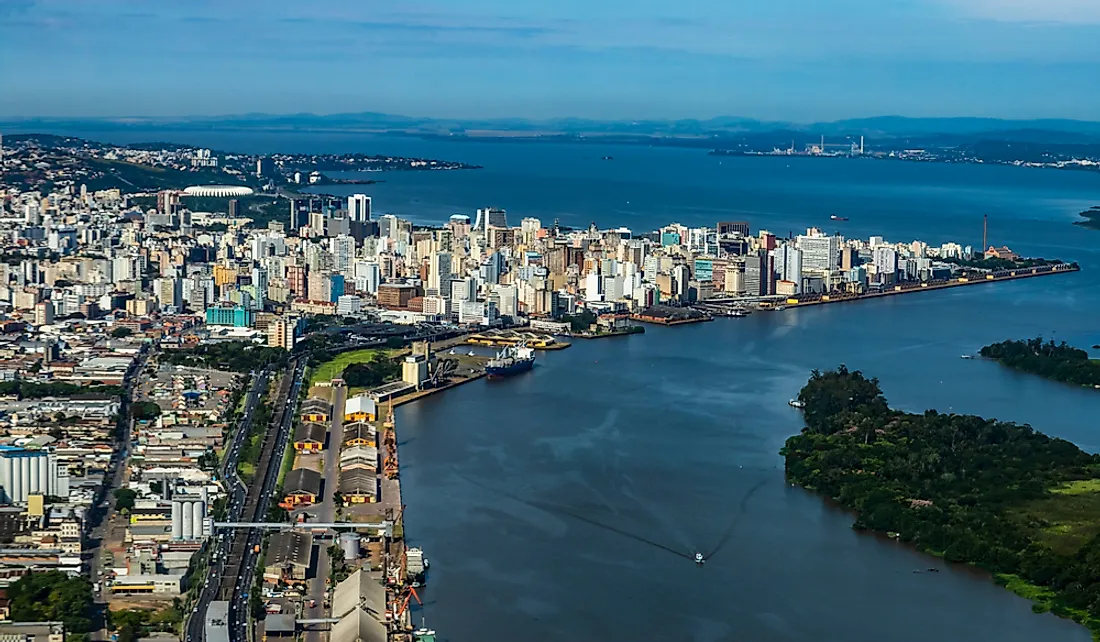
4,112,1100,142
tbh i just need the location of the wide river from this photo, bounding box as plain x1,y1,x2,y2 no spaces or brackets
45,129,1100,640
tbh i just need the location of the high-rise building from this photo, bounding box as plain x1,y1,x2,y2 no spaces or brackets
717,221,750,237
347,195,372,223
797,234,839,273
772,244,803,292
873,246,899,282
473,208,507,234
428,252,453,297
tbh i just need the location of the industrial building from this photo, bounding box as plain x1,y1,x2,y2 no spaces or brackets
0,449,69,505
339,446,378,473
169,488,209,540
341,421,377,449
343,395,376,422
0,621,65,642
337,469,377,504
293,423,327,453
332,569,387,621
264,530,313,583
300,398,331,423
109,574,183,594
282,468,322,506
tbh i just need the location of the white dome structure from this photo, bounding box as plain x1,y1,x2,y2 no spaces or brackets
183,185,254,197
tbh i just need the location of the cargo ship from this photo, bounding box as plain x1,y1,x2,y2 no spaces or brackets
485,344,535,378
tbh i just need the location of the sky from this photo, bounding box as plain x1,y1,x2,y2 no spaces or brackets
1,0,1100,121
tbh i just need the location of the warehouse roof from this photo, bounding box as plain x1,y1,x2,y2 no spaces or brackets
331,569,386,620
284,468,322,496
294,422,327,444
338,469,377,498
330,608,386,642
266,530,313,570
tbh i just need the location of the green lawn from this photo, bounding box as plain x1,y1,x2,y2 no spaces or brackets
308,348,403,386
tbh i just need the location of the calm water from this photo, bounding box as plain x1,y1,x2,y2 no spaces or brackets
36,129,1100,640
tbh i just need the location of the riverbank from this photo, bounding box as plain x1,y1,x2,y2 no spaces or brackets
781,262,1078,309
783,367,1100,639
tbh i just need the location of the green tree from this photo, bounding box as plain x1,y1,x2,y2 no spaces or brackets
131,401,161,421
114,488,137,512
110,327,133,338
8,571,94,634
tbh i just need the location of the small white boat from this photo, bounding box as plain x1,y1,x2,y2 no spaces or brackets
960,354,975,359
695,553,705,564
467,350,476,357
789,399,805,408
448,349,455,355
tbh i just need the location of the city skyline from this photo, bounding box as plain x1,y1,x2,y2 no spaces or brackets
2,0,1100,121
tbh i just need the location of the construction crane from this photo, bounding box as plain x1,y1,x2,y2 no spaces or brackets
394,586,422,618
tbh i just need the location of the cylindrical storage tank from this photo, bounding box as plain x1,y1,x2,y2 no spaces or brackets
47,455,58,497
0,456,13,504
182,501,194,539
33,455,46,496
192,500,204,538
171,501,183,539
13,457,26,503
339,532,360,560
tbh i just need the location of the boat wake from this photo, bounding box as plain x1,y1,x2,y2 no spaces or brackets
457,469,770,565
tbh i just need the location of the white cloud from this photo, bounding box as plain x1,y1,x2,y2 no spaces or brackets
945,0,1100,24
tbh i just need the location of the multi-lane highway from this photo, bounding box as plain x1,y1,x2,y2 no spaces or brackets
224,358,307,641
184,367,272,642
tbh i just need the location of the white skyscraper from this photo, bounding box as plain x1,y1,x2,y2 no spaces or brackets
347,194,372,223
797,234,839,273
772,244,803,291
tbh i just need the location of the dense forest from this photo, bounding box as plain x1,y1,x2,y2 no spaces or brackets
783,366,1100,634
161,341,288,373
980,337,1100,388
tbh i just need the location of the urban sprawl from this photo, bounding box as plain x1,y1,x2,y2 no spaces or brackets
0,140,1073,642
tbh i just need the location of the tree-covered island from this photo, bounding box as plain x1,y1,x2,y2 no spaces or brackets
782,366,1100,637
980,338,1100,389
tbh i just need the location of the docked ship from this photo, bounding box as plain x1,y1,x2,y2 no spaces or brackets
485,344,535,378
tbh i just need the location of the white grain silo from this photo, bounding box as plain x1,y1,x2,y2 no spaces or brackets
182,500,195,539
191,500,204,538
171,500,184,539
0,455,13,503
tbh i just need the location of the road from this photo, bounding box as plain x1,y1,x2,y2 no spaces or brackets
85,347,151,639
230,359,307,642
184,368,272,642
301,384,347,642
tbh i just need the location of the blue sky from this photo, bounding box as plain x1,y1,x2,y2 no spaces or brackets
1,0,1099,121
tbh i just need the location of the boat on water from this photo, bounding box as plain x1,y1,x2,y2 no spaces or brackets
695,552,705,564
413,629,437,642
830,214,849,221
486,343,535,378
789,399,806,408
960,354,975,359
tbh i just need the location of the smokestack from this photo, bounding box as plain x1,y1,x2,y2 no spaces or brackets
983,215,988,254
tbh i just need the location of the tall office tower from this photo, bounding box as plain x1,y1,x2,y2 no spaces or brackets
797,233,839,273
428,252,453,297
772,244,803,290
347,194,372,223
473,208,507,234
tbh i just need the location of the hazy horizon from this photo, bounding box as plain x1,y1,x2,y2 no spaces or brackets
2,0,1100,121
